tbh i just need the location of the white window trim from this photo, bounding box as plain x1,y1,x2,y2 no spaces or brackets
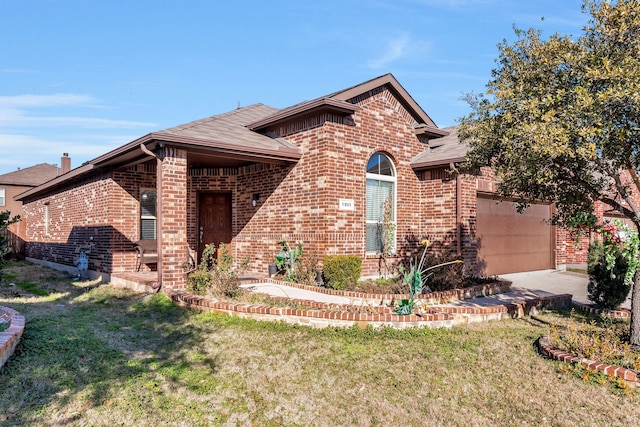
366,160,397,255
0,188,5,207
140,188,157,240
44,203,50,235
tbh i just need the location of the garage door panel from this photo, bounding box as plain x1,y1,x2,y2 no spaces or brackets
476,197,554,275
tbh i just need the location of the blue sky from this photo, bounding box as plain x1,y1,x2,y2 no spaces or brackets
0,0,586,175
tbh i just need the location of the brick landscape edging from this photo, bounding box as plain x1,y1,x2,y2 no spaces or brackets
572,302,631,318
537,334,640,383
166,285,572,329
0,306,25,369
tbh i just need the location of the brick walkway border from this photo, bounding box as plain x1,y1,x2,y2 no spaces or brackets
536,334,640,383
167,279,572,329
0,306,25,369
572,302,631,318
535,301,638,384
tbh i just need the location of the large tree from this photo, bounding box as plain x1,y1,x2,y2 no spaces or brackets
458,0,640,344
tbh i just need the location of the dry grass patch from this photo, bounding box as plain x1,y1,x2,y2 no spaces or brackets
1,261,640,426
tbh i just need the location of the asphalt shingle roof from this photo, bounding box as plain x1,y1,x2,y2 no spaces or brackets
411,126,467,169
154,103,300,154
0,163,59,186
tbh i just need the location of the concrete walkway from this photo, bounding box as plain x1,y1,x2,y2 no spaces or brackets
240,269,602,309
240,282,368,305
500,269,631,310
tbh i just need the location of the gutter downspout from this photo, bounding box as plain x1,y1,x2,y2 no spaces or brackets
451,162,462,257
141,143,164,292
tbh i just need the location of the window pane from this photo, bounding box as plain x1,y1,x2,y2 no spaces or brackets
140,190,156,217
0,188,4,206
366,223,381,252
366,153,394,176
140,189,157,240
141,219,157,240
366,179,393,221
366,152,396,254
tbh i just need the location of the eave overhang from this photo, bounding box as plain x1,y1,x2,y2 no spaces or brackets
414,125,450,139
16,132,301,201
410,156,466,171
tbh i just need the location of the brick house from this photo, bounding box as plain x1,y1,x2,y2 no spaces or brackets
16,74,592,289
0,158,69,256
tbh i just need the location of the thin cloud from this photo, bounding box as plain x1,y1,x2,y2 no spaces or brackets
0,133,129,170
0,68,37,74
0,93,95,108
1,115,155,129
0,93,155,129
368,33,430,69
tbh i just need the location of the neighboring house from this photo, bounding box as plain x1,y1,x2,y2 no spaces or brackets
0,157,69,256
15,75,592,289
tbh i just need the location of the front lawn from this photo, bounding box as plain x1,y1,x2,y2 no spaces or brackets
1,261,639,426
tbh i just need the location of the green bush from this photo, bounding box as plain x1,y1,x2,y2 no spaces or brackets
587,240,631,310
322,255,362,290
186,269,213,295
187,243,248,299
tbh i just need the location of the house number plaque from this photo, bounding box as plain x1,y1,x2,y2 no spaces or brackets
339,199,355,211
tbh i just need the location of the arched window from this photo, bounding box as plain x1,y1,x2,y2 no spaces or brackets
366,152,396,253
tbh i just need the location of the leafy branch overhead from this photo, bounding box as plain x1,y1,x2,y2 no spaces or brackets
459,0,640,226
458,0,640,344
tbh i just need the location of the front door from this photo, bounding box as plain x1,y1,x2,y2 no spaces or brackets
198,192,232,258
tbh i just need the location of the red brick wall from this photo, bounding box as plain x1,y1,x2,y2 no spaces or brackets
160,147,188,289
21,171,124,272
229,87,459,277
111,163,156,272
19,86,480,280
21,165,160,274
28,84,640,284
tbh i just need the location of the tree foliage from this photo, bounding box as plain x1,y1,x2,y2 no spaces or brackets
458,0,640,343
460,0,640,224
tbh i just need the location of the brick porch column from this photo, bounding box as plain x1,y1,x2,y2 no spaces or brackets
159,147,188,289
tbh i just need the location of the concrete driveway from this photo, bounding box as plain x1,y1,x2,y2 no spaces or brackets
500,269,632,310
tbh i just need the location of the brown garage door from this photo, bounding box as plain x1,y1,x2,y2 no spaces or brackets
476,196,554,275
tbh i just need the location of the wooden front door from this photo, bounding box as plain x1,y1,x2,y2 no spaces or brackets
198,192,232,258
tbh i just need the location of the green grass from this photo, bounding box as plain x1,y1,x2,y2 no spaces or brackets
14,280,50,296
1,262,640,426
1,271,50,296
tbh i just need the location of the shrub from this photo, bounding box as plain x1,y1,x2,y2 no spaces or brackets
293,252,319,286
185,268,212,295
587,240,631,310
323,255,362,290
420,251,465,292
0,211,20,269
187,243,248,299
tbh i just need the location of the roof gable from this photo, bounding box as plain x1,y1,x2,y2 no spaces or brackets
329,74,434,124
248,73,447,138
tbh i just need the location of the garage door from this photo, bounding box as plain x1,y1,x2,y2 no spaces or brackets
476,196,554,275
